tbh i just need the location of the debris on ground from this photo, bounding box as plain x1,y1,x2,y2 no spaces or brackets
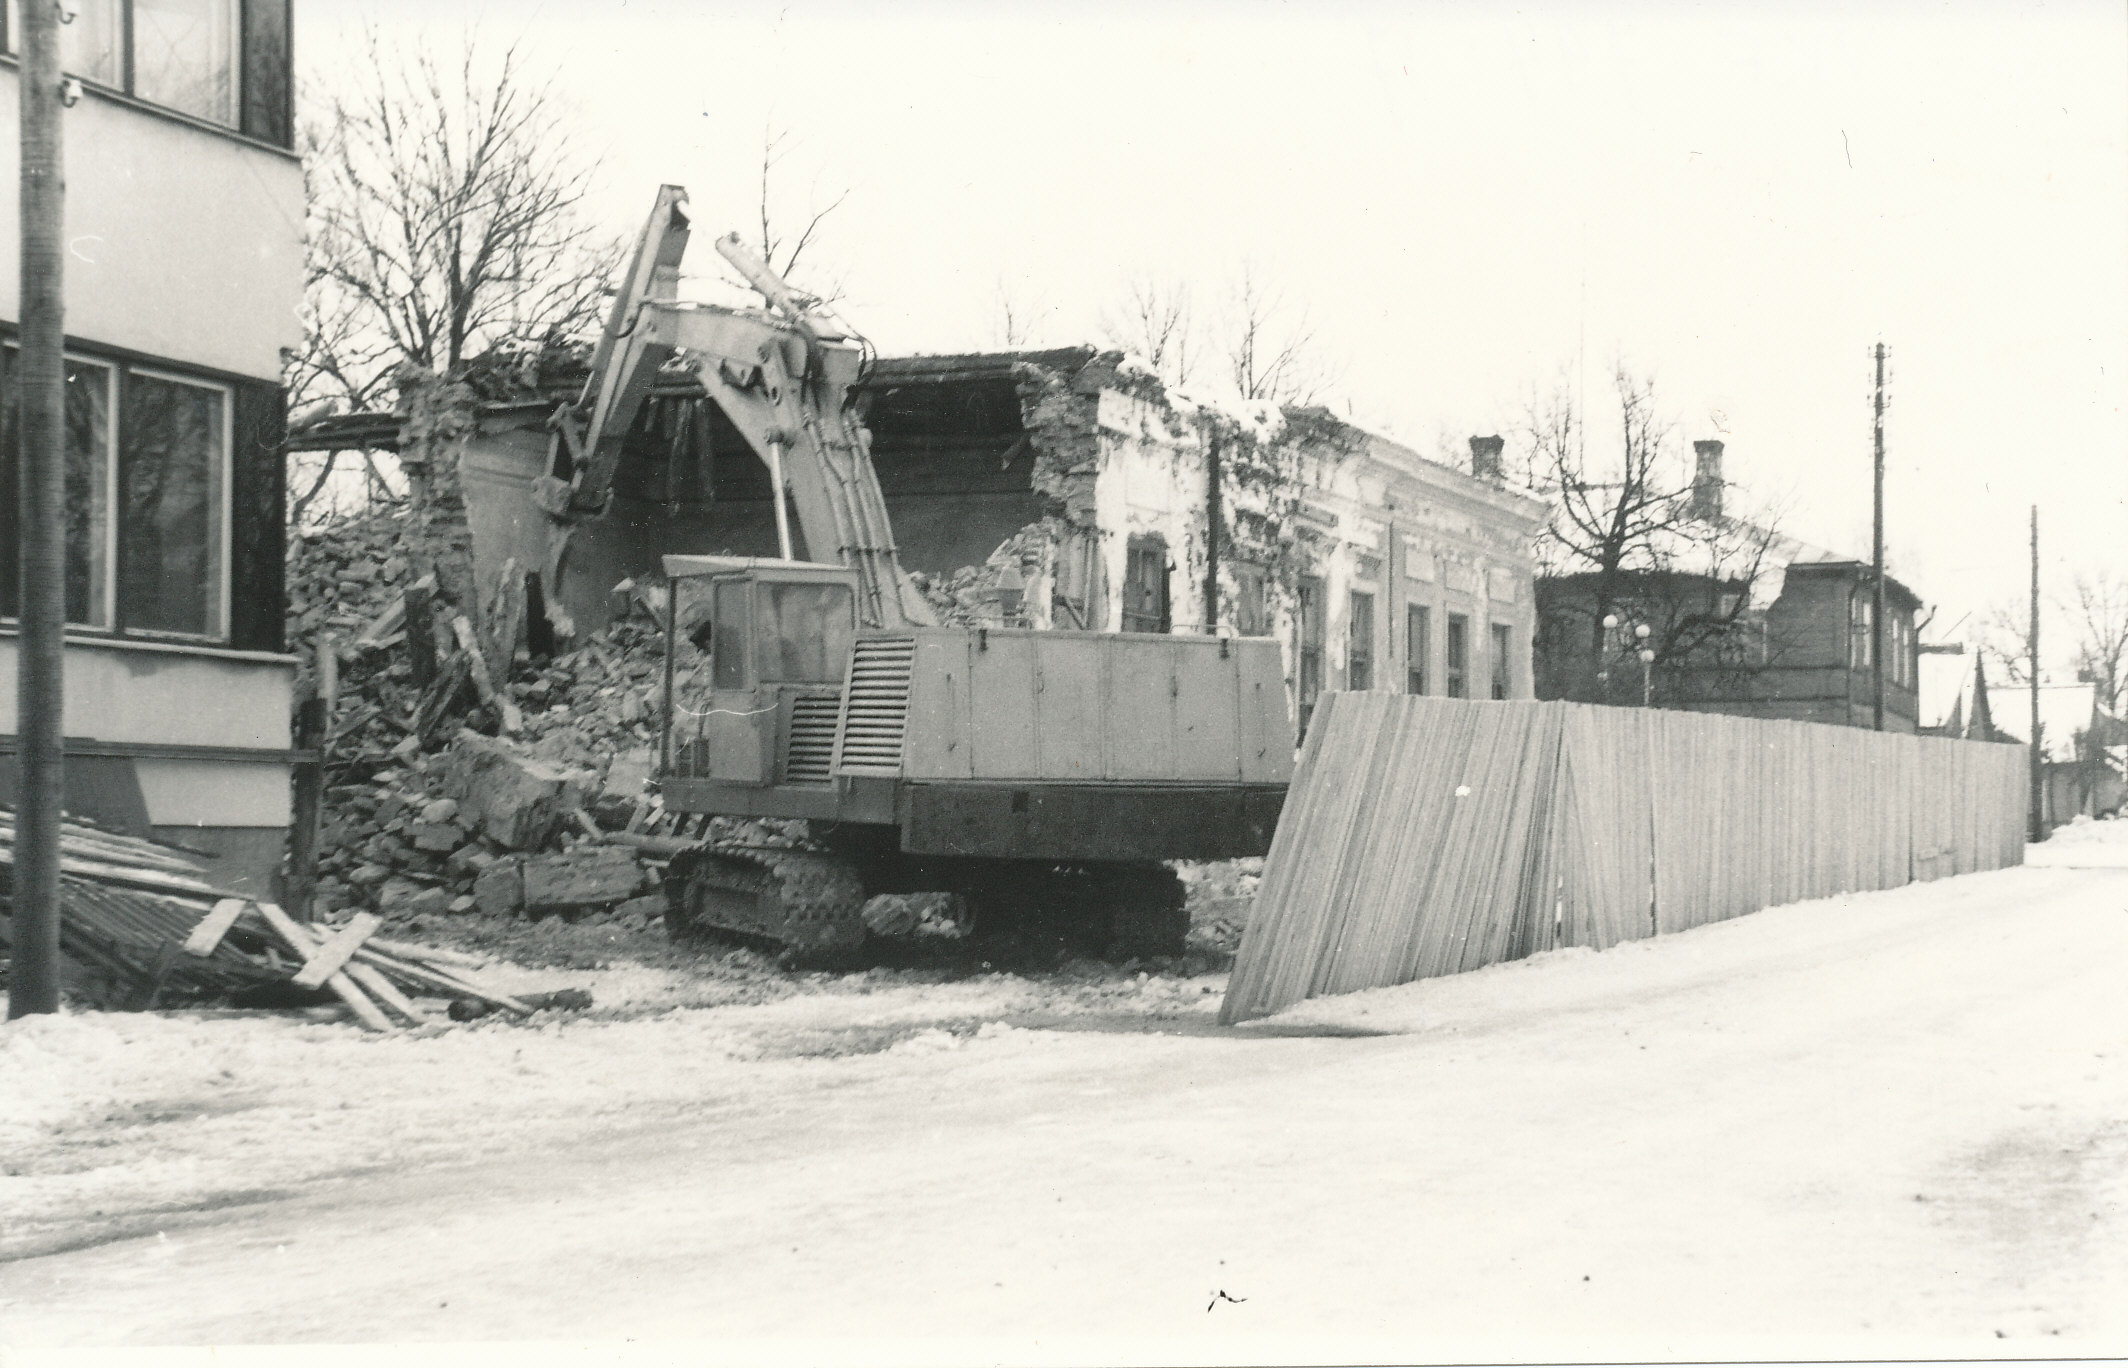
0,803,586,1029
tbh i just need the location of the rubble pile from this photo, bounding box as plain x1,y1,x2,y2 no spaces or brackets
291,506,686,936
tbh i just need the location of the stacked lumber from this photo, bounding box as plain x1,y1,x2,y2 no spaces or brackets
0,804,541,1028
1221,694,2028,1024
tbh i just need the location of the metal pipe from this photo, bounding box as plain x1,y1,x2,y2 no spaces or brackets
767,437,794,561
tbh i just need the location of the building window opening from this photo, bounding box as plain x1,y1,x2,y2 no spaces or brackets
1491,622,1513,700
1446,613,1469,698
1407,603,1430,694
1348,590,1374,691
1122,536,1170,634
1297,575,1325,730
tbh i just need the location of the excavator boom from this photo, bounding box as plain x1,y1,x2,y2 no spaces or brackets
555,185,931,629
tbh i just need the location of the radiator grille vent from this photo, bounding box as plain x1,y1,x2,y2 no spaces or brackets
784,694,841,786
835,636,915,776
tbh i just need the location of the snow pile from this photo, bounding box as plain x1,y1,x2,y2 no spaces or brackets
2028,814,2128,868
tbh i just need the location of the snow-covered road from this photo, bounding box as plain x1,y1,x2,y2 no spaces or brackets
6,827,2128,1363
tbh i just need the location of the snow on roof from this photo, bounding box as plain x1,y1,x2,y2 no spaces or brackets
1918,651,1972,730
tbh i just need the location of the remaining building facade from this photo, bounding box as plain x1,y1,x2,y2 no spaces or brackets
0,2,302,890
1534,440,1926,732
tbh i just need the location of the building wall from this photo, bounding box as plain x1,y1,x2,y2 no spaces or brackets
0,77,304,384
0,44,302,884
1535,563,1922,732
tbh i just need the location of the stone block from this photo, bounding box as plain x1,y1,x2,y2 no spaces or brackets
442,730,591,850
409,821,465,853
521,847,642,912
474,857,524,916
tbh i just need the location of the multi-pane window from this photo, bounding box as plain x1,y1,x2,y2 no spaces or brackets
1491,622,1513,700
1233,563,1269,637
0,350,230,640
1347,591,1374,692
1406,604,1430,694
1122,536,1170,634
2,0,291,146
1851,595,1874,670
1446,613,1469,698
1296,575,1325,730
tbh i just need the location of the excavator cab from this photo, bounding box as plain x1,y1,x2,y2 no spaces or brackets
664,557,858,789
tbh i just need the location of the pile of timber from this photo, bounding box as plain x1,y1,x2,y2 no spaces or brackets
0,805,557,1028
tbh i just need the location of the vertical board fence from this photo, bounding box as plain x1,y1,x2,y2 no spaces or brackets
1220,693,2027,1024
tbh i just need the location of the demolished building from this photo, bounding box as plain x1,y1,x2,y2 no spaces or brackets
291,346,1546,733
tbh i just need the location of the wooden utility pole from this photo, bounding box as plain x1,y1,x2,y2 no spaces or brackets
1871,342,1887,732
2028,506,2043,842
11,0,67,1018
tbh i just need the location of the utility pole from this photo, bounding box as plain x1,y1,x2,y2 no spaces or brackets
2029,505,2043,843
11,0,68,1018
1871,342,1887,732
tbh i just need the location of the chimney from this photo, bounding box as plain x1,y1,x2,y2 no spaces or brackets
1469,434,1505,482
1692,439,1725,520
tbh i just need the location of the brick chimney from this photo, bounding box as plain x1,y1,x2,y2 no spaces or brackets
1469,434,1505,482
1692,439,1725,520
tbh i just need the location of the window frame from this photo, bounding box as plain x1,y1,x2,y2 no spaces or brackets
1347,590,1374,692
2,347,234,644
1233,561,1269,637
115,362,234,642
1122,535,1170,634
1296,574,1325,729
1491,621,1513,700
1446,613,1470,698
1,0,293,148
1406,603,1430,695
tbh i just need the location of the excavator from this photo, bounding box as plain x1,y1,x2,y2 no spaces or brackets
547,186,1292,959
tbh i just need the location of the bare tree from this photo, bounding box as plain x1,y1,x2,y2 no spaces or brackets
1527,365,1783,703
1218,264,1332,404
2068,571,2128,719
991,273,1056,349
296,30,619,665
1100,275,1195,386
300,30,616,409
744,123,850,306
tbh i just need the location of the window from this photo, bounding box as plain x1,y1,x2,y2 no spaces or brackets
1406,604,1430,694
1347,591,1374,692
1233,563,1269,637
135,0,239,125
1122,536,1169,634
3,0,291,146
1,351,231,640
710,580,750,690
1446,613,1469,698
1491,622,1514,700
756,581,854,683
1296,575,1325,730
1851,595,1873,670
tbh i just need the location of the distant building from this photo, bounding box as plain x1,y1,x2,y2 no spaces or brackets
0,3,302,891
849,350,1548,733
1535,439,1925,732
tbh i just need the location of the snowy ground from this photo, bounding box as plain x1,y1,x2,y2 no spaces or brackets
4,828,2127,1364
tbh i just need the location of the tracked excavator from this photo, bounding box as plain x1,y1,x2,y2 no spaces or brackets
549,186,1292,960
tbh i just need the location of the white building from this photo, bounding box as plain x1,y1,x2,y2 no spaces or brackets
0,1,303,891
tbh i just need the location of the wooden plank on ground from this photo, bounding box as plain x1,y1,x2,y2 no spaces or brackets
252,901,395,1032
291,912,382,989
183,898,250,957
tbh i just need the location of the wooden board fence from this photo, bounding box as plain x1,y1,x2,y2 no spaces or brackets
1220,694,2027,1024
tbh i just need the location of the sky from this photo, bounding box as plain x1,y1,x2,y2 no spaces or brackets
305,0,2128,672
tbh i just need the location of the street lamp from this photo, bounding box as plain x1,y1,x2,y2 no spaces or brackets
1634,623,1654,706
1600,614,1619,700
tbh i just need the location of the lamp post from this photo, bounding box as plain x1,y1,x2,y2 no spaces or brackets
1600,613,1618,702
1635,623,1654,706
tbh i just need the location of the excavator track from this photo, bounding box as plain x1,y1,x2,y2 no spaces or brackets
664,843,868,962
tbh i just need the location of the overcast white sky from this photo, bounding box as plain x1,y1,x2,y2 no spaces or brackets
309,1,2127,669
